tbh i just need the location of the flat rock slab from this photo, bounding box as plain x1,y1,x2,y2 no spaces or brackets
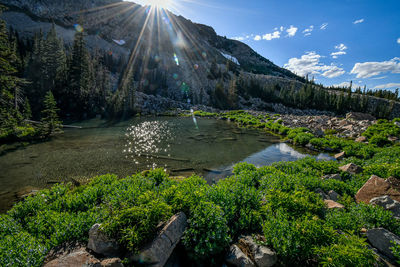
324,200,344,209
367,228,400,260
44,248,101,267
132,212,187,267
355,175,400,204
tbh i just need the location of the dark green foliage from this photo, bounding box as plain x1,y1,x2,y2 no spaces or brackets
103,200,172,253
40,91,61,137
263,189,326,218
326,203,400,236
262,211,336,264
313,234,377,267
391,242,400,265
182,201,231,261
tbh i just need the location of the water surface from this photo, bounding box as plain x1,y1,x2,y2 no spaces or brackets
0,116,332,212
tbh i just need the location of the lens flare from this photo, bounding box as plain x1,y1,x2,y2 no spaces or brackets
173,53,180,66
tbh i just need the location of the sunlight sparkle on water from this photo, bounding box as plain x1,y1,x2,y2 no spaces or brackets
124,121,173,168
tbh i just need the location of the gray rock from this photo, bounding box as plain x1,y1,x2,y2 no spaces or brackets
370,196,400,219
226,244,255,267
367,228,400,260
315,188,329,200
44,248,101,267
339,163,363,175
132,212,187,267
322,174,342,181
88,224,120,257
239,236,277,267
328,190,340,202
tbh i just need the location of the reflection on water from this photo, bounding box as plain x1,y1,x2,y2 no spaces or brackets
205,143,334,180
0,116,333,212
242,143,333,167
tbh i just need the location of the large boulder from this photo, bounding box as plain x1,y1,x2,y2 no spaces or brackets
367,228,400,260
226,244,255,267
355,175,400,203
370,195,400,218
132,212,187,267
88,224,120,257
44,248,101,267
339,163,363,175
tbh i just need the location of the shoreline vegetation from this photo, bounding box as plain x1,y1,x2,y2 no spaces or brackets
2,111,400,266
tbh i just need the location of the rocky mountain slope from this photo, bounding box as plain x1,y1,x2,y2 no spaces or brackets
0,0,304,104
1,0,400,118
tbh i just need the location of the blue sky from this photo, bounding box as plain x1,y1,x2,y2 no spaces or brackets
132,0,400,91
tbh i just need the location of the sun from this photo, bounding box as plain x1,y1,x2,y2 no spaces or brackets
127,0,173,10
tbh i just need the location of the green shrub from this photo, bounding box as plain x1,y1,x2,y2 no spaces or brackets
391,242,400,265
103,200,172,253
262,210,336,264
369,134,392,147
182,201,231,261
263,189,326,218
293,132,315,145
326,203,400,235
314,234,377,267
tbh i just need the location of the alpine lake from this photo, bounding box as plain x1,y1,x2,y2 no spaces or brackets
0,116,334,212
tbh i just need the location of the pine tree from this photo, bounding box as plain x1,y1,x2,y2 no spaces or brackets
0,7,24,136
22,97,32,120
40,91,61,137
68,30,91,114
43,23,67,94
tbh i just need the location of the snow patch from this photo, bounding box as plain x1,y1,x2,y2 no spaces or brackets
220,51,240,65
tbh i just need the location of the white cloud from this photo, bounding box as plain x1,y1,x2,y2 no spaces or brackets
353,18,364,24
232,36,245,41
284,51,345,78
280,26,284,32
350,57,400,78
335,43,347,51
263,31,281,41
320,23,328,30
397,38,400,44
331,43,347,58
332,81,353,88
373,83,400,89
371,76,387,80
254,35,261,41
286,25,298,37
331,51,346,59
302,25,314,36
